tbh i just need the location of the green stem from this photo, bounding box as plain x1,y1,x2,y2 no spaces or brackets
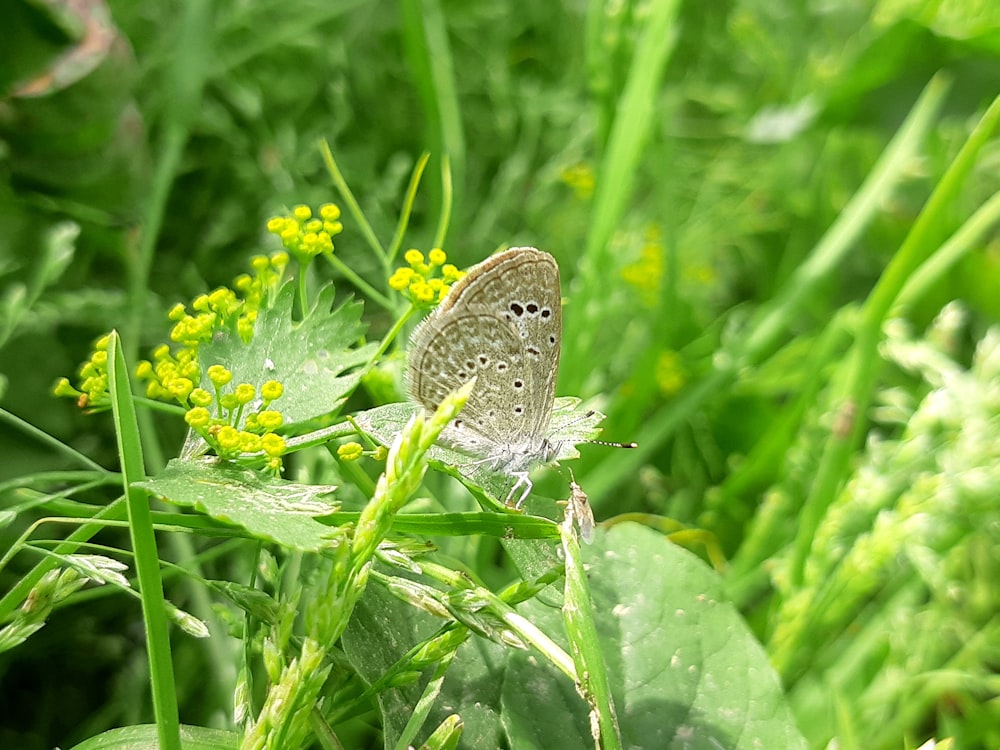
387,152,431,266
432,154,452,251
323,252,394,311
320,140,386,261
0,409,109,473
108,332,181,750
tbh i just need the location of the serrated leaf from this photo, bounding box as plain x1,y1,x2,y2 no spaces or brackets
503,523,808,749
354,397,605,502
136,458,342,552
199,282,376,425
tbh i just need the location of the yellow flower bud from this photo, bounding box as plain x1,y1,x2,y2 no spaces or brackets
216,426,241,451
337,442,364,461
190,388,213,407
261,433,286,457
261,381,283,401
185,407,211,428
207,365,233,386
256,410,283,430
234,383,256,404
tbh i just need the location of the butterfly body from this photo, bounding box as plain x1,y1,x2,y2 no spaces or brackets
407,247,563,504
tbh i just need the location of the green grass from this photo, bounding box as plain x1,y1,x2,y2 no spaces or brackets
2,1,1000,749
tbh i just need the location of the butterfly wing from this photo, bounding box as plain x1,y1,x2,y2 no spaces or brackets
407,247,561,448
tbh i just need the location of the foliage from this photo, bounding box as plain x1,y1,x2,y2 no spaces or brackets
2,0,1000,749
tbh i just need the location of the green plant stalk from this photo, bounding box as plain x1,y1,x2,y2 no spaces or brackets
565,0,681,377
894,188,1000,315
3,475,113,521
0,223,77,348
393,650,458,750
324,623,470,728
432,154,452,251
313,144,398,308
398,0,466,207
419,713,463,750
742,76,952,366
107,332,181,750
323,252,395,311
378,558,578,681
579,367,727,501
387,151,431,266
562,525,622,750
309,708,346,750
296,265,311,317
126,0,210,372
0,499,127,620
0,409,110,474
789,83,998,586
326,554,567,729
320,139,387,260
362,304,417,374
584,0,624,148
243,384,472,749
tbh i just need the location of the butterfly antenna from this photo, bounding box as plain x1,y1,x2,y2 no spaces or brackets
567,409,638,449
586,438,638,449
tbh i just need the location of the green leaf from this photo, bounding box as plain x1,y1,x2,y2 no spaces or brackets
341,582,448,747
136,458,341,552
67,724,238,750
342,581,506,750
199,282,376,426
503,523,807,749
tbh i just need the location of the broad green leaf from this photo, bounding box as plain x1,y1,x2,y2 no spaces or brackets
342,580,507,750
198,282,376,426
136,458,341,552
432,636,507,749
341,581,448,748
503,523,807,749
68,724,238,750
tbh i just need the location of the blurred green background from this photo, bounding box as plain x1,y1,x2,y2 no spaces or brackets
2,0,999,748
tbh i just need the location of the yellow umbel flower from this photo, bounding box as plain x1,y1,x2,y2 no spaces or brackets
391,247,466,307
267,202,344,264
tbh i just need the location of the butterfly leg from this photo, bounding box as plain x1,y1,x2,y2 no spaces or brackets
506,472,533,509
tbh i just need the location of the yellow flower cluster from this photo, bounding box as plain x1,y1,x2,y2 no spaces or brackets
266,203,343,264
56,252,288,418
136,344,201,402
166,253,288,350
181,367,288,471
388,248,464,305
560,162,595,200
52,334,112,409
621,224,665,308
130,251,288,407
